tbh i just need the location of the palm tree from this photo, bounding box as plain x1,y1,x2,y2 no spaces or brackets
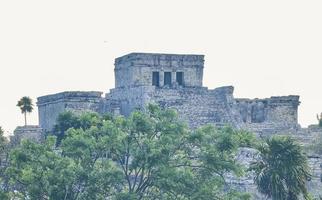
17,96,33,126
251,136,311,200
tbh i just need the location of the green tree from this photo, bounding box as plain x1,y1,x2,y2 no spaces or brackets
0,127,8,156
53,111,108,146
60,105,251,199
6,137,78,199
5,105,253,199
251,136,311,200
0,127,9,199
17,97,33,126
53,111,80,146
6,136,120,200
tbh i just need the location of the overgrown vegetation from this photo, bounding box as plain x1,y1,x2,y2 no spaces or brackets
251,136,311,200
0,106,312,200
0,105,253,200
0,126,9,199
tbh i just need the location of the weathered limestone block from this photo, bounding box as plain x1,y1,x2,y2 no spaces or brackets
114,53,204,88
37,91,103,132
37,53,302,135
307,154,322,197
10,126,44,146
150,86,243,128
225,148,264,199
237,96,300,136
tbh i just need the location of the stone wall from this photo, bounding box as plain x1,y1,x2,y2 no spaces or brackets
106,84,245,128
36,53,301,134
10,126,44,146
292,126,322,198
236,96,300,136
226,148,264,199
106,84,300,132
307,154,322,197
150,86,243,128
105,86,154,116
111,53,301,131
37,91,103,132
114,53,204,88
36,89,301,134
236,96,299,125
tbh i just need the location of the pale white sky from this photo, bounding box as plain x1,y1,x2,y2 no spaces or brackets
1,0,321,135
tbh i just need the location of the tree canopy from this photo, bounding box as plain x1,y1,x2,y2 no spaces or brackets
1,105,313,200
0,126,9,199
0,127,7,154
3,105,252,200
17,96,33,126
251,136,311,200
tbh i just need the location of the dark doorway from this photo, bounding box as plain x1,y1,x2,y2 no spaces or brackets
152,72,159,87
251,103,265,123
176,72,184,86
164,72,172,86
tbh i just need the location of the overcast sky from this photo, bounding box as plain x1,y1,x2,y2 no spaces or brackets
0,0,321,135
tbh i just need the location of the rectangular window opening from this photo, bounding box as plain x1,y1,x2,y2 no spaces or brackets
164,72,172,86
176,72,184,86
152,72,159,87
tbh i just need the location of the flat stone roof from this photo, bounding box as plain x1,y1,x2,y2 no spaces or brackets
115,52,204,66
37,91,103,105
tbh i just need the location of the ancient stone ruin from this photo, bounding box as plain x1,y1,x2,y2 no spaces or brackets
37,53,301,134
14,52,322,198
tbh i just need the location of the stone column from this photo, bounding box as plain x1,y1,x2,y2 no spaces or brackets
159,71,164,87
172,71,176,86
247,104,252,123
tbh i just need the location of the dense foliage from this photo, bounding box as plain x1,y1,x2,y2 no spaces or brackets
0,106,313,199
0,127,9,199
251,136,311,200
0,127,7,155
1,105,253,200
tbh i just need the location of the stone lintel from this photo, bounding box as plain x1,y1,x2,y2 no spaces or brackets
236,95,300,105
37,91,103,106
115,52,204,68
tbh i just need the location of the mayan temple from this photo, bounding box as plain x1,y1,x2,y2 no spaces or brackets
37,53,300,134
12,53,321,198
